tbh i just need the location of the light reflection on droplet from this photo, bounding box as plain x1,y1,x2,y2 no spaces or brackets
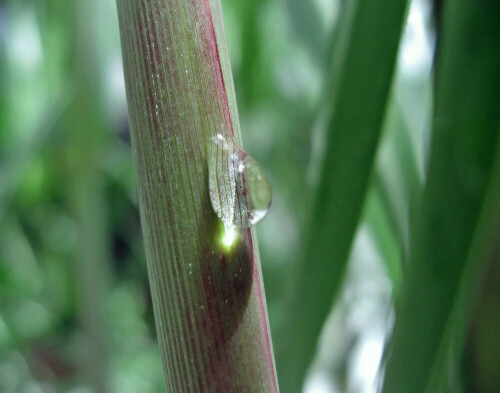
208,133,272,228
222,223,237,249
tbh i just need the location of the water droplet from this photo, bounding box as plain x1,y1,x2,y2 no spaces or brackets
209,133,271,228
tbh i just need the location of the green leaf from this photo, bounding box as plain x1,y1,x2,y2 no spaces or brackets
376,97,425,261
275,0,408,391
365,182,402,289
382,1,500,392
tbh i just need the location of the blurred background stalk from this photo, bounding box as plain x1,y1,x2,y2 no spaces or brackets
68,0,110,391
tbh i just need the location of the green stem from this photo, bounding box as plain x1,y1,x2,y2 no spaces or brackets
115,0,278,391
69,0,110,391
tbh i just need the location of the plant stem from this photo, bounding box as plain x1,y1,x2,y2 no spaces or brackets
69,0,110,390
115,0,278,391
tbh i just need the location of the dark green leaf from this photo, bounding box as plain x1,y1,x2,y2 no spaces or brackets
276,1,408,391
382,1,500,392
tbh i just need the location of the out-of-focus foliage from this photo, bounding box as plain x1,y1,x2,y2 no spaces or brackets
0,1,162,391
0,0,498,392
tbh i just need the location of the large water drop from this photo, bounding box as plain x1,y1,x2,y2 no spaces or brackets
208,133,271,228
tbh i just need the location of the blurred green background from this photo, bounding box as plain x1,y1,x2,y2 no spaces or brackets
1,0,497,392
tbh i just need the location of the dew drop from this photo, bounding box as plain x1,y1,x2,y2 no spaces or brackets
208,133,271,228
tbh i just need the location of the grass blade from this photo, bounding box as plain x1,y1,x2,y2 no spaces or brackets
382,1,500,392
276,1,408,391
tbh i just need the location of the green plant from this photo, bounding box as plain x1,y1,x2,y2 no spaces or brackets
1,0,499,392
382,1,500,392
116,0,278,391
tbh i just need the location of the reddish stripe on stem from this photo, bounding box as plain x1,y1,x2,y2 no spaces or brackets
202,0,234,137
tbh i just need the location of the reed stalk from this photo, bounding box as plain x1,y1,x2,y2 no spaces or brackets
116,0,278,391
